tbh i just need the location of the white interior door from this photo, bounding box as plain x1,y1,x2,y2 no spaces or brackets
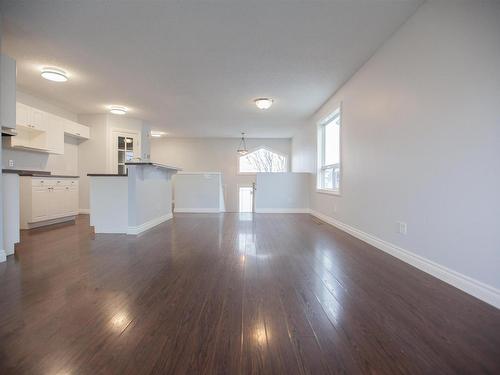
239,185,254,213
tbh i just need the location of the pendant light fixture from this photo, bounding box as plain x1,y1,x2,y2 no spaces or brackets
237,132,248,155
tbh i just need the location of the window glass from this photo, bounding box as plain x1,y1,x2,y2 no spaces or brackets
317,107,341,191
239,148,287,173
324,119,340,166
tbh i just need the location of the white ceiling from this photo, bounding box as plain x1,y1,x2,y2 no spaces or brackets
1,0,422,138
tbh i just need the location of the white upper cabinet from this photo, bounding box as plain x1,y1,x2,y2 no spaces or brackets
10,102,90,153
46,113,65,155
30,108,48,131
11,102,49,151
63,119,90,140
0,54,16,129
16,102,31,128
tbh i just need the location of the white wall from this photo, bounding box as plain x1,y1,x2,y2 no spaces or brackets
255,172,310,213
78,114,108,211
2,91,79,174
292,0,500,300
151,137,291,212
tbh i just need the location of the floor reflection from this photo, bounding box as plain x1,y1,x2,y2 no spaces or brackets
109,310,132,333
253,324,269,345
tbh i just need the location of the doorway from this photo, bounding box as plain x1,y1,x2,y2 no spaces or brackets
111,130,140,175
238,185,254,213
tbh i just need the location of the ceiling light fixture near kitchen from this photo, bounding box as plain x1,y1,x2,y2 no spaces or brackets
109,105,127,115
150,131,167,138
41,67,68,82
254,97,273,110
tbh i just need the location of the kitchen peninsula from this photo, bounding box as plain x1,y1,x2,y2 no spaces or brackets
88,162,181,234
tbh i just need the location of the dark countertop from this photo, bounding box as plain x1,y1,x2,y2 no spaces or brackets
87,174,128,177
2,169,51,175
125,162,182,171
31,174,80,178
2,169,79,178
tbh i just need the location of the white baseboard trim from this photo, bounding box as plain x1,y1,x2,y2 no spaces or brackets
5,247,15,256
79,208,90,215
25,216,76,229
255,208,311,214
0,250,6,263
127,213,173,235
309,209,500,309
174,208,223,213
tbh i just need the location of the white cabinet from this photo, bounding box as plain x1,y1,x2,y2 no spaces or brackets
63,119,90,140
31,187,50,221
30,108,48,131
1,54,16,129
20,177,80,229
16,102,48,131
16,102,31,127
9,102,89,153
11,103,50,151
46,114,65,155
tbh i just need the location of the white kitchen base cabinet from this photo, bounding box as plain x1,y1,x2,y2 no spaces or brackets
20,177,79,230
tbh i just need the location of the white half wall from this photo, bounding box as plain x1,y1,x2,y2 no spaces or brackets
255,172,310,213
292,0,500,304
151,137,291,212
127,165,174,233
89,176,128,233
174,172,223,213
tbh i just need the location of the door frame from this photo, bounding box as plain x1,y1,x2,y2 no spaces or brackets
108,128,141,174
238,183,255,213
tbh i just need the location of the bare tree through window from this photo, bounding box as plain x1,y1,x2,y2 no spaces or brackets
239,148,287,173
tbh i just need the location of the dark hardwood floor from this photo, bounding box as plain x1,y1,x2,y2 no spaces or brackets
0,213,499,374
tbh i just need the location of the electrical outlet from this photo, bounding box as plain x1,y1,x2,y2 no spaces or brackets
397,221,407,235
8,160,14,167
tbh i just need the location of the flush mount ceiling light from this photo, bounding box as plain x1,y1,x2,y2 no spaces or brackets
150,131,167,138
109,105,127,115
237,132,248,155
254,97,273,110
41,67,68,82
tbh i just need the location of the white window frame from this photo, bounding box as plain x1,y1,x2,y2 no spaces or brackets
237,146,289,175
317,105,342,195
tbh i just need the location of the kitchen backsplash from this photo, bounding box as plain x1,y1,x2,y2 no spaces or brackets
2,136,79,175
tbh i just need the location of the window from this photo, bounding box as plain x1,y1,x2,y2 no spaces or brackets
239,147,287,173
317,107,341,193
